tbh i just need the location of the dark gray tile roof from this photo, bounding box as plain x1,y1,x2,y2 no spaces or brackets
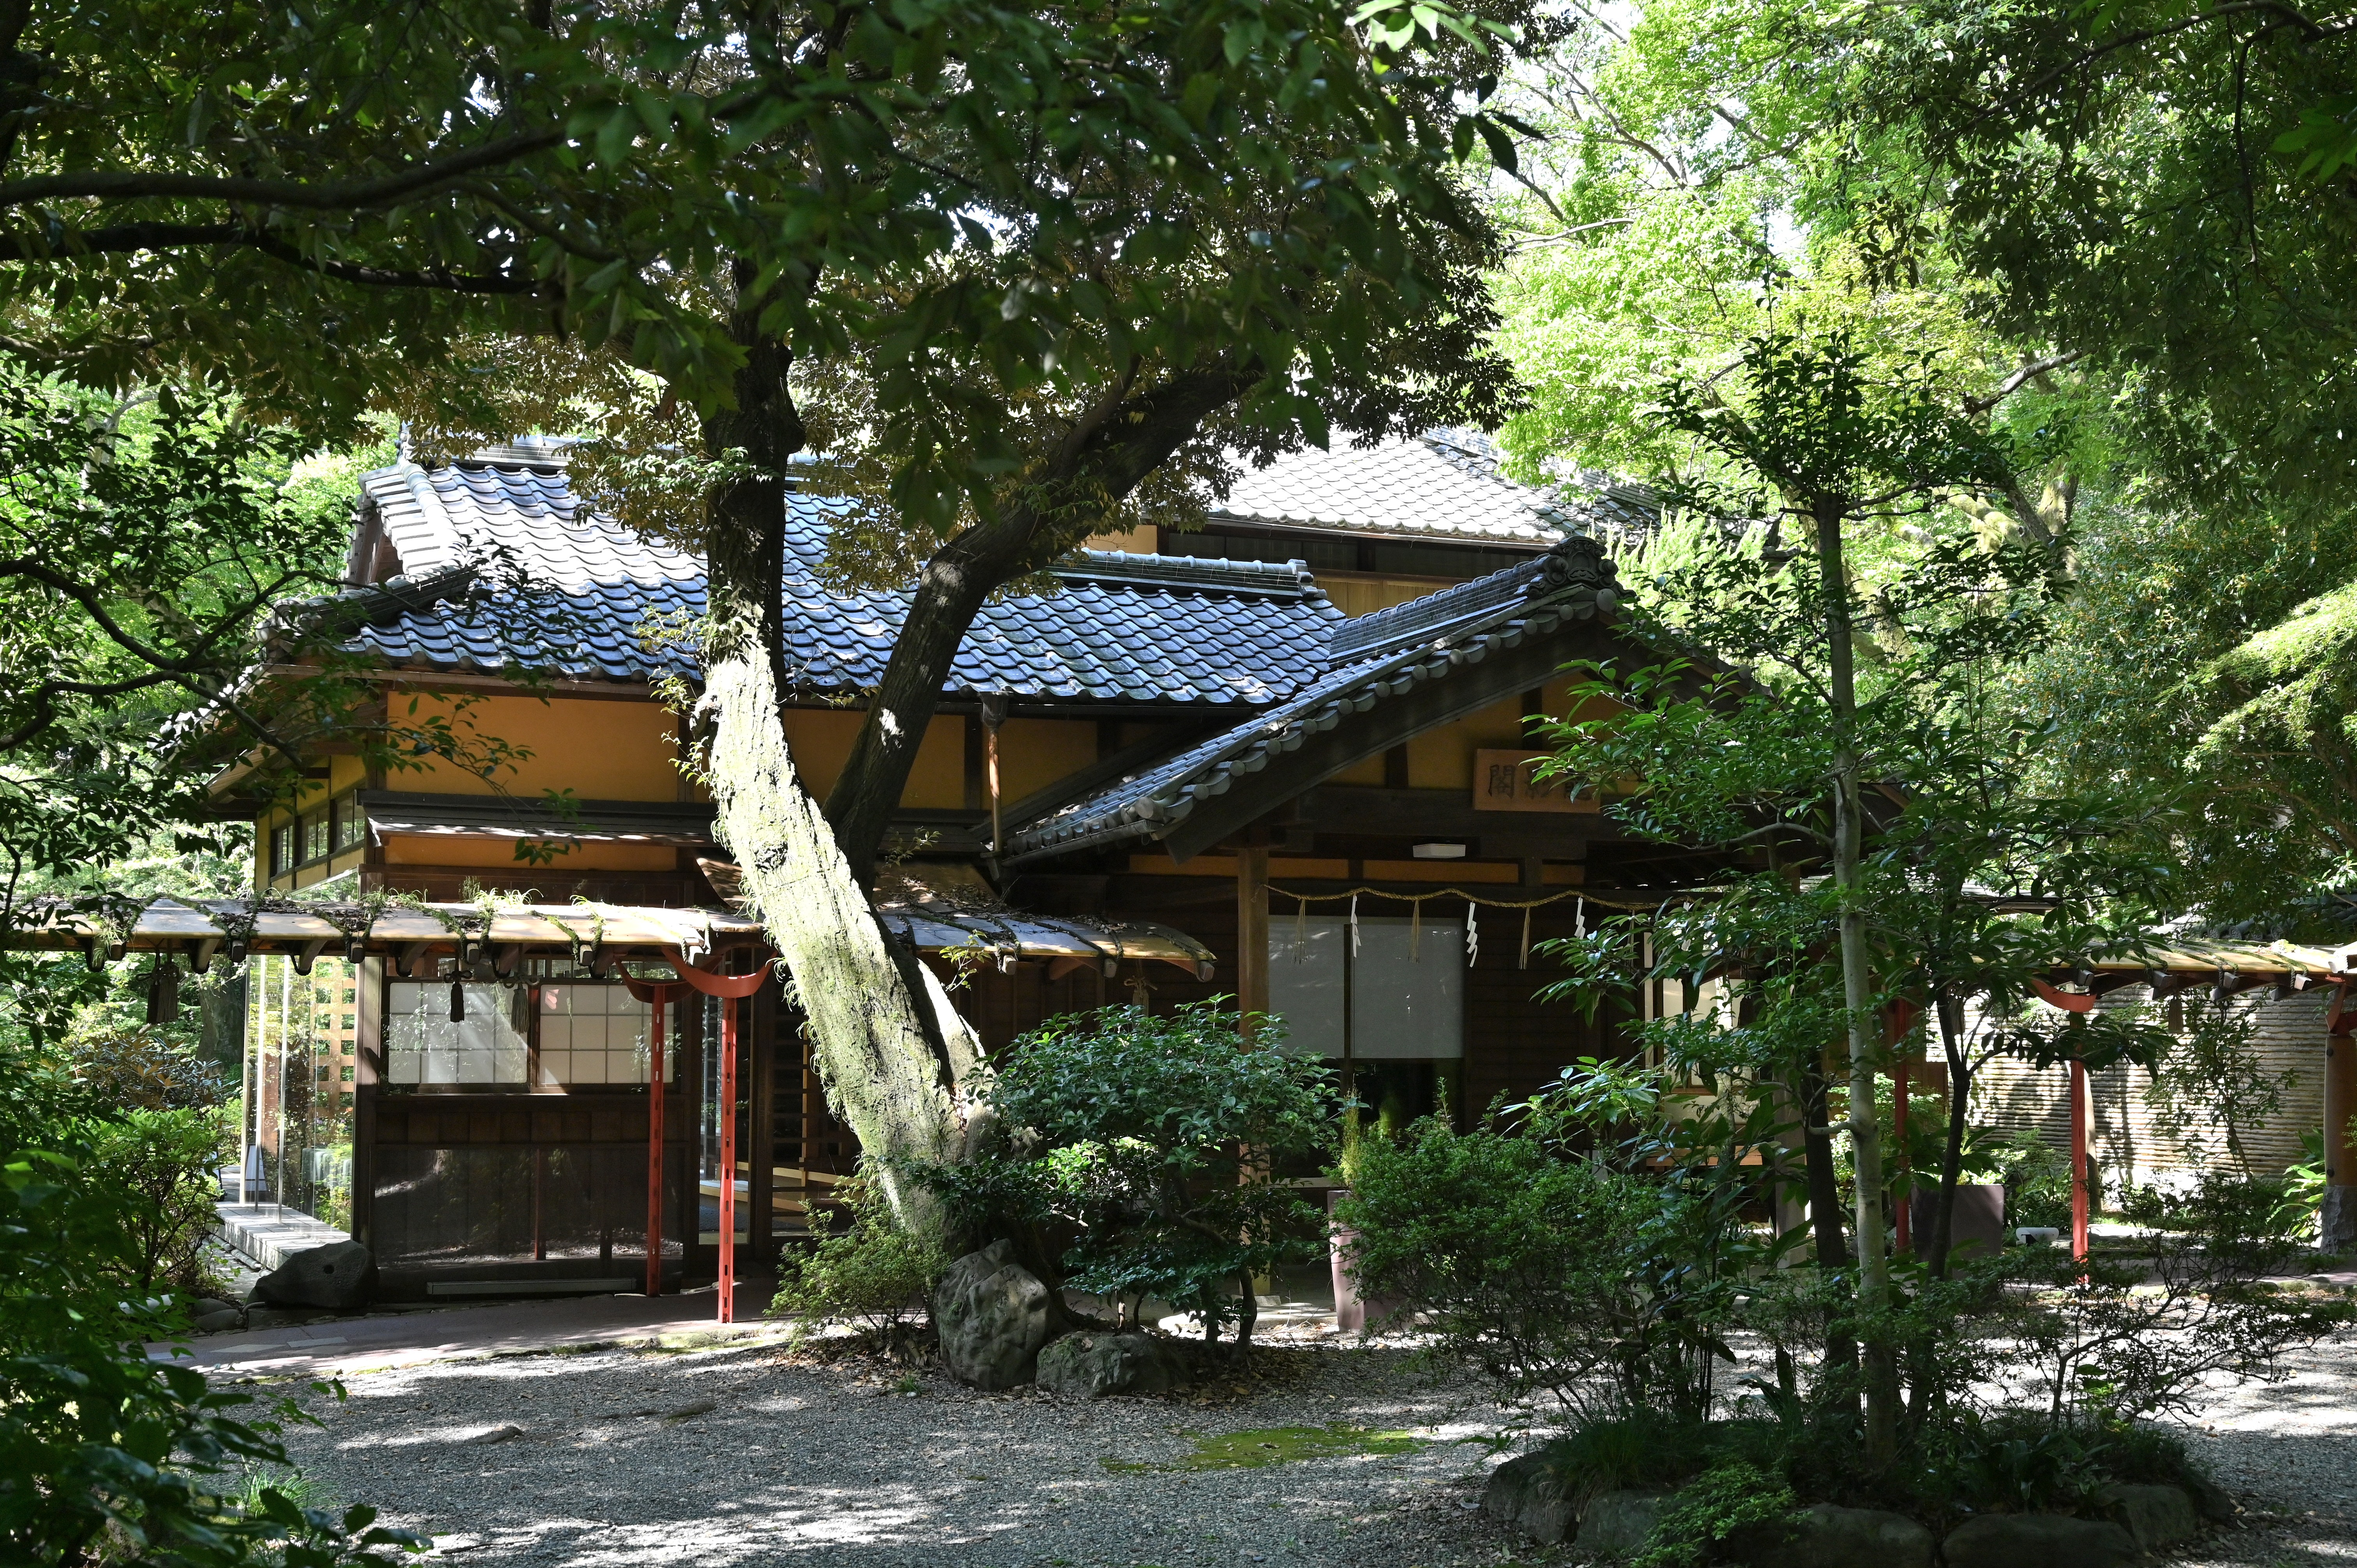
1002,538,1626,861
337,460,1341,705
1208,429,1664,553
1212,429,1579,546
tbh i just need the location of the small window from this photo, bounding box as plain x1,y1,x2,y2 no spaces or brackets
536,983,665,1087
315,1064,330,1081
332,793,369,851
270,823,297,877
384,982,530,1087
302,810,330,863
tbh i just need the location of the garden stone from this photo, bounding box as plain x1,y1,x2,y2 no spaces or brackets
1576,1489,1671,1557
1943,1512,2140,1568
1036,1331,1174,1398
251,1240,376,1311
2097,1483,2201,1550
191,1296,237,1318
931,1240,1050,1390
1481,1451,1576,1543
1747,1503,1932,1568
193,1308,244,1333
2182,1472,2238,1522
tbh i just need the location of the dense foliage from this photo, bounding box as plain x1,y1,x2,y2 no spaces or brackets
0,1033,414,1566
1345,1060,2349,1548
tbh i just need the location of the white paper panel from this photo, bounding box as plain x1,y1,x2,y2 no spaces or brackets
1263,916,1462,1060
1268,918,1345,1058
1350,918,1463,1060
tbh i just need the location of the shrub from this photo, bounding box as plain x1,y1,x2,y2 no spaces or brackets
1991,1169,2356,1424
0,1054,415,1564
1634,1458,1800,1568
770,1165,943,1356
1988,1128,2073,1229
65,1017,228,1111
84,1106,228,1297
912,1002,1335,1347
1339,1060,1777,1423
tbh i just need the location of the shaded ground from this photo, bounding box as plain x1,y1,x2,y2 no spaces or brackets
257,1319,2357,1568
270,1332,1522,1568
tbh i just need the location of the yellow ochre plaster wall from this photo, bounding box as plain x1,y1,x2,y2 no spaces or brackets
389,694,682,800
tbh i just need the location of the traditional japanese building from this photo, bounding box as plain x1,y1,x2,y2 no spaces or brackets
143,430,1730,1296
20,430,2357,1291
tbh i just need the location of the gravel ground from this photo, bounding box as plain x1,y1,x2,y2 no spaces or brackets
270,1326,1531,1568
265,1326,2357,1568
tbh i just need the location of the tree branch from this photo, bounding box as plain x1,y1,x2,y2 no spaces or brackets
0,221,543,292
1965,350,2089,414
1979,3,2334,129
0,131,566,212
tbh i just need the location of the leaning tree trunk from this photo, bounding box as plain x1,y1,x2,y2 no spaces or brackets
1927,989,1972,1279
821,366,1254,883
696,277,986,1238
1813,494,1898,1466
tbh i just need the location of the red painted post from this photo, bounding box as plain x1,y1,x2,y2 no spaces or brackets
646,993,666,1298
2070,1058,2089,1262
717,992,738,1325
652,952,770,1326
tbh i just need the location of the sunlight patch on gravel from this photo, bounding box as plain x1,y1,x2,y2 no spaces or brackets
272,1326,2357,1566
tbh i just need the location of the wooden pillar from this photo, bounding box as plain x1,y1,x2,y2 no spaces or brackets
643,987,674,1297
677,992,705,1282
1888,1000,1919,1253
2325,983,2357,1250
351,956,382,1250
1236,844,1270,1037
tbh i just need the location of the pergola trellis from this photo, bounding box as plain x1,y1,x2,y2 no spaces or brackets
2025,938,2357,1259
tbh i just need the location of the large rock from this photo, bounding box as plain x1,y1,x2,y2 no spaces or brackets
1482,1451,1577,1544
930,1240,1051,1390
2097,1483,2201,1550
250,1240,376,1311
1747,1504,1931,1568
1943,1512,2140,1568
1577,1489,1671,1557
2321,1185,2357,1253
1037,1331,1175,1398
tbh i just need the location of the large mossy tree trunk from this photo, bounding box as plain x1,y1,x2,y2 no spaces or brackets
696,279,986,1237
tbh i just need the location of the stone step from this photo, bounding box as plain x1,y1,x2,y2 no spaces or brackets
213,1202,350,1273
